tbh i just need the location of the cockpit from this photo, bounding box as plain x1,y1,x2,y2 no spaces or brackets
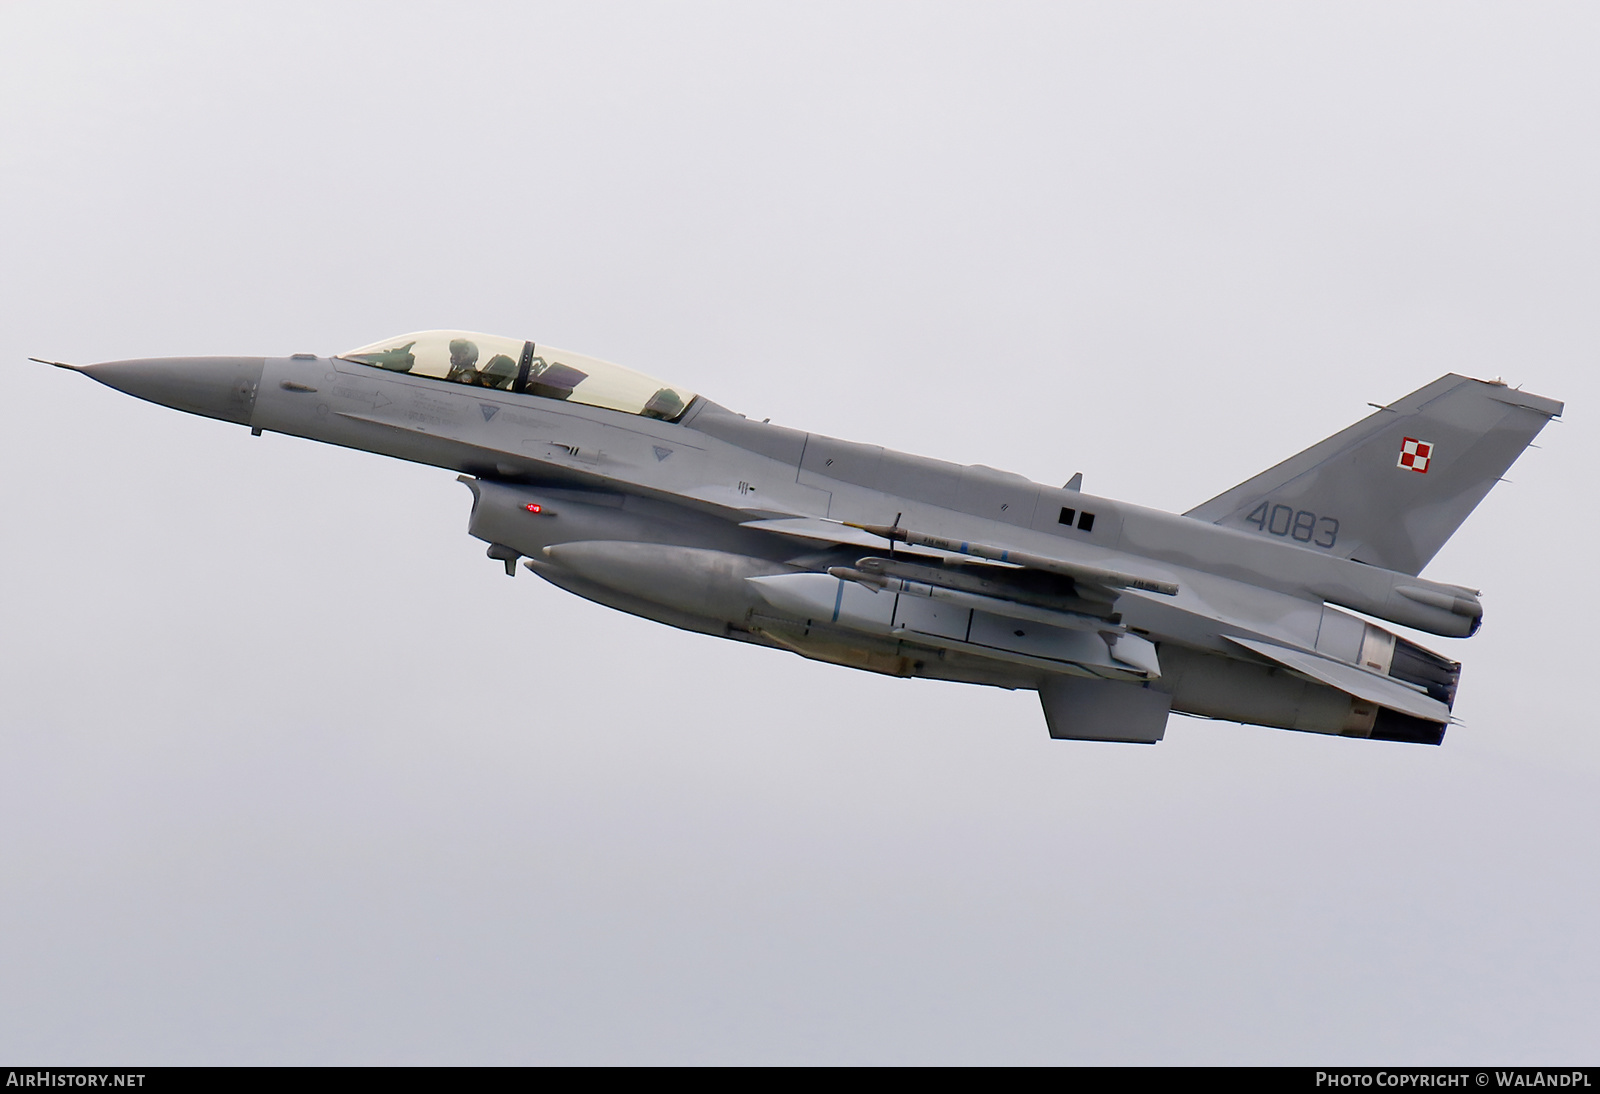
339,330,696,422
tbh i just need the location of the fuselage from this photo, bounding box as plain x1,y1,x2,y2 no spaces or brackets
73,339,1479,745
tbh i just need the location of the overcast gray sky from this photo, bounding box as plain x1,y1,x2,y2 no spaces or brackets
2,1,1597,1065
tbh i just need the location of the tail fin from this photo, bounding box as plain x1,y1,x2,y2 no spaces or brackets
1185,375,1563,576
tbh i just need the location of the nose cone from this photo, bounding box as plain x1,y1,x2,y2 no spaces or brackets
82,356,265,426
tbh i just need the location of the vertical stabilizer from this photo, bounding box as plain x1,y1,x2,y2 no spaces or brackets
1184,376,1562,576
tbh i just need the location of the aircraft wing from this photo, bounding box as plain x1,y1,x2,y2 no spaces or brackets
738,517,913,551
740,516,1178,599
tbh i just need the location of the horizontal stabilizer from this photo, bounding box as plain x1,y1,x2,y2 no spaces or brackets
1225,635,1450,723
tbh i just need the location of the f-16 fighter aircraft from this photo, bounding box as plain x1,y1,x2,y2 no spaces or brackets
41,330,1562,745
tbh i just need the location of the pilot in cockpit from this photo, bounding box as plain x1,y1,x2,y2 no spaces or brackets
445,338,480,384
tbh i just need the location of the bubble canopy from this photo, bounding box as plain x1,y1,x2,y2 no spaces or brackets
338,330,695,422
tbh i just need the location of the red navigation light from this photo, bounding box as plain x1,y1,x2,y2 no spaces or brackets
525,503,543,514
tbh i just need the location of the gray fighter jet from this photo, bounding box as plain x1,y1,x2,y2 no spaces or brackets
42,330,1563,745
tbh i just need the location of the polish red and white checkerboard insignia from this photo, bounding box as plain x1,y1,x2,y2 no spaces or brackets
1398,437,1434,473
